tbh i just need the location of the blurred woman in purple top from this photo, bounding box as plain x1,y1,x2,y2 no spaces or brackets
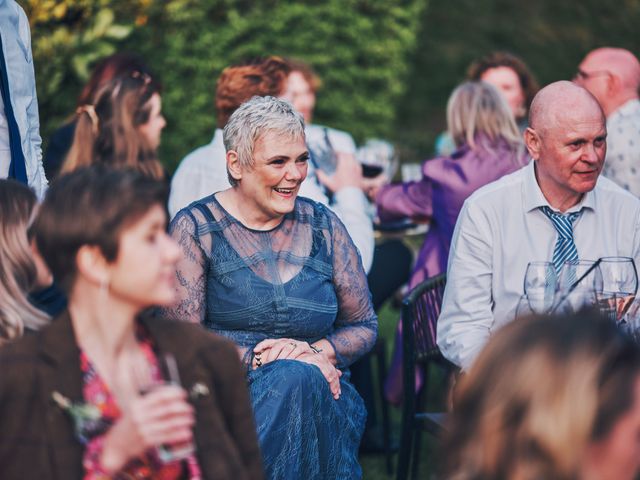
375,81,528,404
377,81,527,289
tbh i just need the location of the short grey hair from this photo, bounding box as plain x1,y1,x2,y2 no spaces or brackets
223,96,305,186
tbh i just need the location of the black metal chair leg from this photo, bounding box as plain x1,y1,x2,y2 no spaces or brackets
396,395,415,480
375,341,393,475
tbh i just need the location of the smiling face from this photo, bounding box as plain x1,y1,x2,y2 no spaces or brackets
480,66,526,119
232,131,309,228
107,204,181,309
526,97,606,210
137,93,166,150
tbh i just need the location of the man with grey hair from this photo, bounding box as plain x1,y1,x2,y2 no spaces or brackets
575,47,640,196
437,81,640,370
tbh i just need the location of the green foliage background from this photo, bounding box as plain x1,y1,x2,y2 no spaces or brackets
23,0,640,172
25,0,425,172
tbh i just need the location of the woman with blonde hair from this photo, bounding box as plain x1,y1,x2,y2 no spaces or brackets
0,179,49,342
62,72,167,180
442,311,640,480
375,81,528,404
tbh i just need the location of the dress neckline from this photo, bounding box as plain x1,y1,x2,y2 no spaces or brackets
211,193,289,233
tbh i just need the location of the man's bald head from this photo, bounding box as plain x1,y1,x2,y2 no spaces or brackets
576,47,640,116
529,81,605,136
525,81,607,211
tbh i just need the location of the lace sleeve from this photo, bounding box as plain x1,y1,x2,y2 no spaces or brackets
161,209,207,324
325,210,378,368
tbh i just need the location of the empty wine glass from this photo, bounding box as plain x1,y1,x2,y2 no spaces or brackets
523,261,556,314
597,257,638,322
553,259,603,314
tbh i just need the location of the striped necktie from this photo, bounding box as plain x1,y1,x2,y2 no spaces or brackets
540,206,581,272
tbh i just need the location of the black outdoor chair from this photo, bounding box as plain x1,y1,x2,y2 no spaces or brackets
396,273,456,480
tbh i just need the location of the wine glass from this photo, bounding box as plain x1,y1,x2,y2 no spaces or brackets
622,300,640,345
515,295,534,318
597,257,638,322
553,259,603,314
523,261,556,314
132,353,195,463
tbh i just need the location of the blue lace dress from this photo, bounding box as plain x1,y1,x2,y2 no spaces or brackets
166,195,378,480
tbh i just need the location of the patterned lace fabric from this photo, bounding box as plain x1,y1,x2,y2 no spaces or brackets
164,194,377,369
80,327,201,480
164,195,377,479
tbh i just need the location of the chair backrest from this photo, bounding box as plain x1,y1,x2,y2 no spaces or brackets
401,273,447,363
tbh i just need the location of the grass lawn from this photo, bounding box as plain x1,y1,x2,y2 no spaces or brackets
358,302,442,479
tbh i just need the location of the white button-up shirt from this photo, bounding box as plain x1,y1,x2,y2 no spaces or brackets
0,0,47,197
437,160,640,370
602,99,640,197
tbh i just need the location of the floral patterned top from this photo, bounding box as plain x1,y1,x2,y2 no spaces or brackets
80,329,202,480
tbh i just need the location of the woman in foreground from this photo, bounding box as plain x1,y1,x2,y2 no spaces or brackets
442,311,640,480
167,96,377,479
0,167,263,479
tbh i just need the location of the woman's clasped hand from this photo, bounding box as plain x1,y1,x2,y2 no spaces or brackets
253,338,342,399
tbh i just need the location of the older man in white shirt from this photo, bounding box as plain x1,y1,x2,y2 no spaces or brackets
437,81,640,370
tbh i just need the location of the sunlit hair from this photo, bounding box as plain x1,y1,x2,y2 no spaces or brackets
284,58,322,93
467,51,539,118
447,81,524,160
0,180,49,343
215,56,291,128
77,52,154,108
33,166,168,293
441,311,640,480
62,73,165,180
223,96,305,186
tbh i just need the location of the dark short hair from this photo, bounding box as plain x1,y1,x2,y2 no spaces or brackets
33,166,168,292
467,51,539,113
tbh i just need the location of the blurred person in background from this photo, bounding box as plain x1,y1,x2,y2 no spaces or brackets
0,0,47,197
436,51,539,155
574,47,640,197
374,81,527,404
166,96,376,479
169,56,291,217
282,59,376,273
0,179,50,344
442,310,640,480
61,71,167,181
43,52,153,181
0,167,263,479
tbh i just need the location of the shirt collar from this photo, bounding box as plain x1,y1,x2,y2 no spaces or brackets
608,98,640,122
523,160,597,214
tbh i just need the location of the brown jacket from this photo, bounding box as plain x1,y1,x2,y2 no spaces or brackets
0,311,264,480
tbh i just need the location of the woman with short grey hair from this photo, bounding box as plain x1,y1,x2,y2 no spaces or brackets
166,96,377,479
